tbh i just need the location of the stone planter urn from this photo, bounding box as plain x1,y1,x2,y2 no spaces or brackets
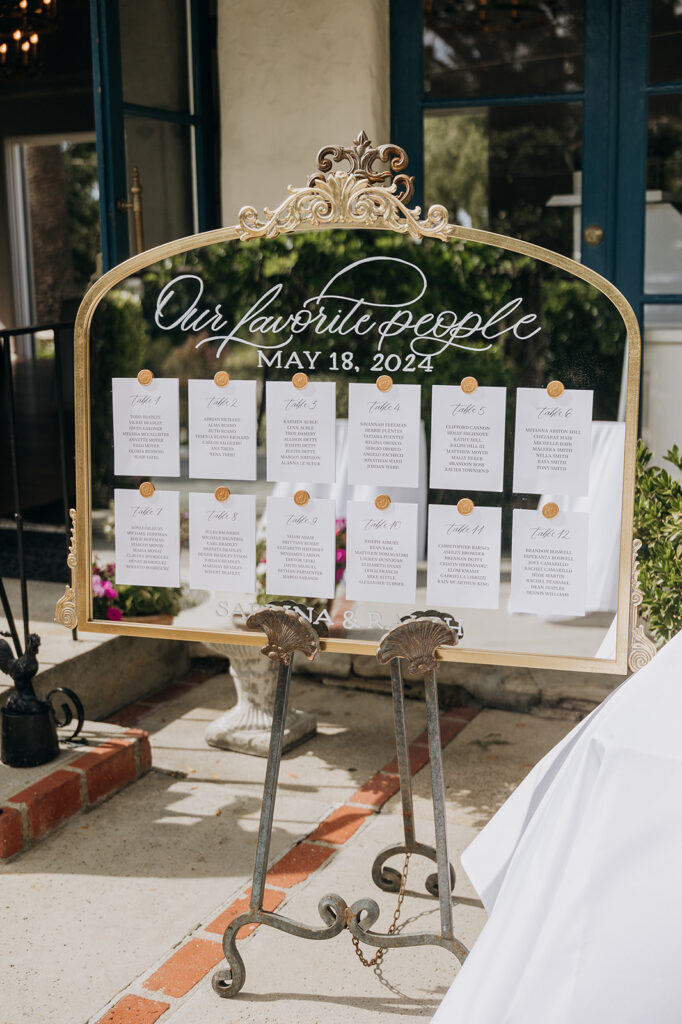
203,638,317,757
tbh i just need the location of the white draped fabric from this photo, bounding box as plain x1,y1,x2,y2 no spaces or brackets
432,630,682,1024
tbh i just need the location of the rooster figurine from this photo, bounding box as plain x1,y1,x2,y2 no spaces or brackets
0,633,42,714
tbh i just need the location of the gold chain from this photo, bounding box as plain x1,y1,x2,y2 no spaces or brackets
351,852,411,967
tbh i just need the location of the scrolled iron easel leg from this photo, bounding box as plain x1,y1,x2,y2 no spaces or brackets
212,606,469,1000
372,626,456,898
213,657,293,998
212,606,321,999
369,613,468,966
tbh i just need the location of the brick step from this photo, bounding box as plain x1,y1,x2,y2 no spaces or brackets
0,723,151,860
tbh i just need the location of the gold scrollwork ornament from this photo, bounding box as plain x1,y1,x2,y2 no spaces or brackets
628,538,657,672
55,508,78,630
237,132,449,243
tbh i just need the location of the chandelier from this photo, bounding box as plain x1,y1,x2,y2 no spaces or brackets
0,0,58,74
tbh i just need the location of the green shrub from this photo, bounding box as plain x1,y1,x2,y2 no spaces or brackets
89,289,148,504
634,440,682,645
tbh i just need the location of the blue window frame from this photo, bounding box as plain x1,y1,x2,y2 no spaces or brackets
390,0,682,328
90,0,217,271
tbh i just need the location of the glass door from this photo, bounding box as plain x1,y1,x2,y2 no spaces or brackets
391,0,682,460
639,0,682,464
397,1,587,262
90,0,217,270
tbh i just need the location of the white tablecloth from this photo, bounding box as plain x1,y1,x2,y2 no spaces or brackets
432,629,682,1024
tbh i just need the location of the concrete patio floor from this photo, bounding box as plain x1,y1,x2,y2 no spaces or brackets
0,666,574,1024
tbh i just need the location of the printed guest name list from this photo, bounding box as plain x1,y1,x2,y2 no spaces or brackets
266,381,336,483
112,377,180,477
513,388,593,495
348,383,421,488
510,508,588,616
189,492,256,592
430,385,506,492
266,496,336,599
426,504,502,610
114,488,180,588
345,501,418,604
188,379,257,480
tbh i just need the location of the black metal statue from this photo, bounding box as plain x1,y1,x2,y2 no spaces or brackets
0,632,43,712
0,632,84,768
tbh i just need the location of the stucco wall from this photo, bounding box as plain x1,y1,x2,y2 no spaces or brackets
218,0,390,224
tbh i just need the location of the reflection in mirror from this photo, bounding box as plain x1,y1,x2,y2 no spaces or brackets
88,229,629,663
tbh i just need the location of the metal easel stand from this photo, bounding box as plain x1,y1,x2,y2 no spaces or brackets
212,607,468,1000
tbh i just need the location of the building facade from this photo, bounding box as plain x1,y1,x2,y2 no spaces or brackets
1,0,680,472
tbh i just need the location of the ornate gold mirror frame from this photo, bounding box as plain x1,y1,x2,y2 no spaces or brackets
55,133,655,675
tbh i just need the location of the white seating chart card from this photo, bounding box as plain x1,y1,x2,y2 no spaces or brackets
346,500,418,603
266,381,336,483
188,379,257,480
112,377,180,478
188,492,256,592
114,488,180,588
347,384,421,487
513,388,593,495
265,496,336,599
430,386,507,492
426,504,502,610
510,507,588,616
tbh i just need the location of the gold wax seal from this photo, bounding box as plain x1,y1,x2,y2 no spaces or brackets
139,481,155,498
292,372,308,389
137,369,153,386
457,498,474,516
547,380,564,398
214,486,230,502
461,376,478,394
214,371,230,387
293,489,310,506
375,494,391,511
542,502,560,519
376,375,393,392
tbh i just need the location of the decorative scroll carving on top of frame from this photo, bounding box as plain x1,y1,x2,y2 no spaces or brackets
628,538,656,672
55,508,78,630
308,131,415,203
237,131,449,242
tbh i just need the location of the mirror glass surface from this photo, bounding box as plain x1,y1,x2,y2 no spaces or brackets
87,228,629,662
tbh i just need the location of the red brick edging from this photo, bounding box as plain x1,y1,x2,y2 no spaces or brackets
94,705,479,1022
0,729,152,860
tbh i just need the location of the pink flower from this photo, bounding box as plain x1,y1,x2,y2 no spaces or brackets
106,606,122,621
336,548,345,563
92,574,105,597
102,581,118,600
